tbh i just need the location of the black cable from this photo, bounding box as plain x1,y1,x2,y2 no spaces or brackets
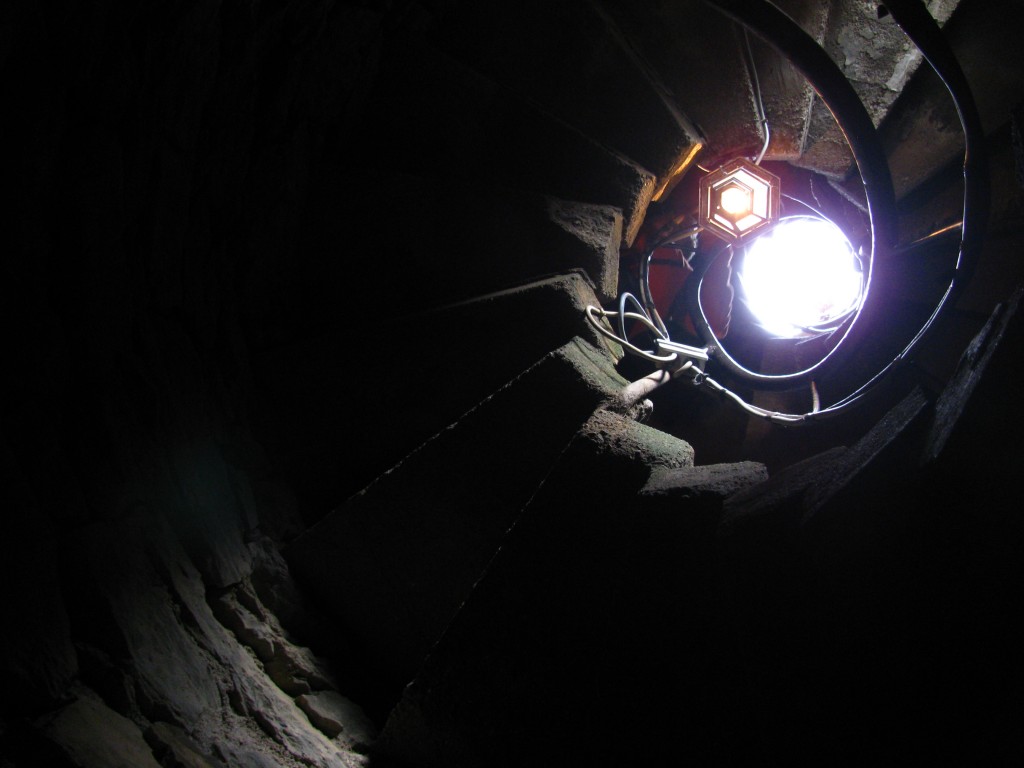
685,0,986,418
806,0,990,415
694,0,896,395
873,0,989,351
594,1,987,422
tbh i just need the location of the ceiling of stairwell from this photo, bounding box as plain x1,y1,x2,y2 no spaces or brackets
626,0,1018,230
643,0,996,182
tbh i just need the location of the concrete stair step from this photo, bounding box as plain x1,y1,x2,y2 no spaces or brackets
251,271,621,524
282,336,631,695
412,0,702,192
349,31,656,243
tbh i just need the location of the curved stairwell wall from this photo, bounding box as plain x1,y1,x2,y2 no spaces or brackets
3,0,1024,765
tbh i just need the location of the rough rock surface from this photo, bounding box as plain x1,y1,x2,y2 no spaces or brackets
720,446,848,532
296,691,378,751
1,0,393,762
1,497,374,766
38,689,163,768
57,513,370,767
286,337,630,693
642,460,768,500
798,0,961,176
144,722,220,768
581,408,696,469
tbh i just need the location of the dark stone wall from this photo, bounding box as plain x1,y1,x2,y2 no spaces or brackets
1,1,388,763
3,0,384,557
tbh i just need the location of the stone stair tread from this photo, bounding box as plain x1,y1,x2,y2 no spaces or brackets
751,0,831,160
641,460,768,501
795,0,962,179
283,336,629,691
417,0,702,185
301,172,622,311
719,445,848,534
373,399,725,767
722,288,1020,537
719,386,931,538
581,409,696,472
350,32,656,243
599,0,763,167
878,0,1023,198
251,272,621,521
801,384,928,521
921,285,1023,464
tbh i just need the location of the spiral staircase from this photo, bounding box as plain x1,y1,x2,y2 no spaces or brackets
5,0,1022,765
238,0,1024,764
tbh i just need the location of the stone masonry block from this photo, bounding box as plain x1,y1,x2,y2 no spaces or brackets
284,337,628,690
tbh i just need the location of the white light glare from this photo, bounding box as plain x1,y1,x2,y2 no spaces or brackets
740,216,863,338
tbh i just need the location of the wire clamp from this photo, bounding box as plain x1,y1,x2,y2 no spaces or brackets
654,339,710,367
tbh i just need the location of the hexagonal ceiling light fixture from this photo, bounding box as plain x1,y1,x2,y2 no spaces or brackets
698,157,780,243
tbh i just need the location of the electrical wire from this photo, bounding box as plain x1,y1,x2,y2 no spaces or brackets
741,26,771,165
617,292,654,343
585,304,680,365
589,1,986,426
639,250,669,337
634,224,701,338
689,0,985,424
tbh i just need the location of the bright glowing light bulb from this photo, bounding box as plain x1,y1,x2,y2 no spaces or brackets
719,185,752,216
699,158,780,242
739,217,863,338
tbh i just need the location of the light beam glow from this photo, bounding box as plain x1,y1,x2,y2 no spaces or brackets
739,216,863,338
719,185,752,216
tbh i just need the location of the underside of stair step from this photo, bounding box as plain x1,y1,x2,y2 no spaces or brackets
878,0,1024,198
251,271,621,523
796,0,961,179
719,286,1021,537
375,418,765,767
283,336,630,695
581,408,697,474
374,290,1024,762
599,0,764,166
350,30,656,244
605,0,831,165
413,0,703,188
748,0,830,160
300,172,622,313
